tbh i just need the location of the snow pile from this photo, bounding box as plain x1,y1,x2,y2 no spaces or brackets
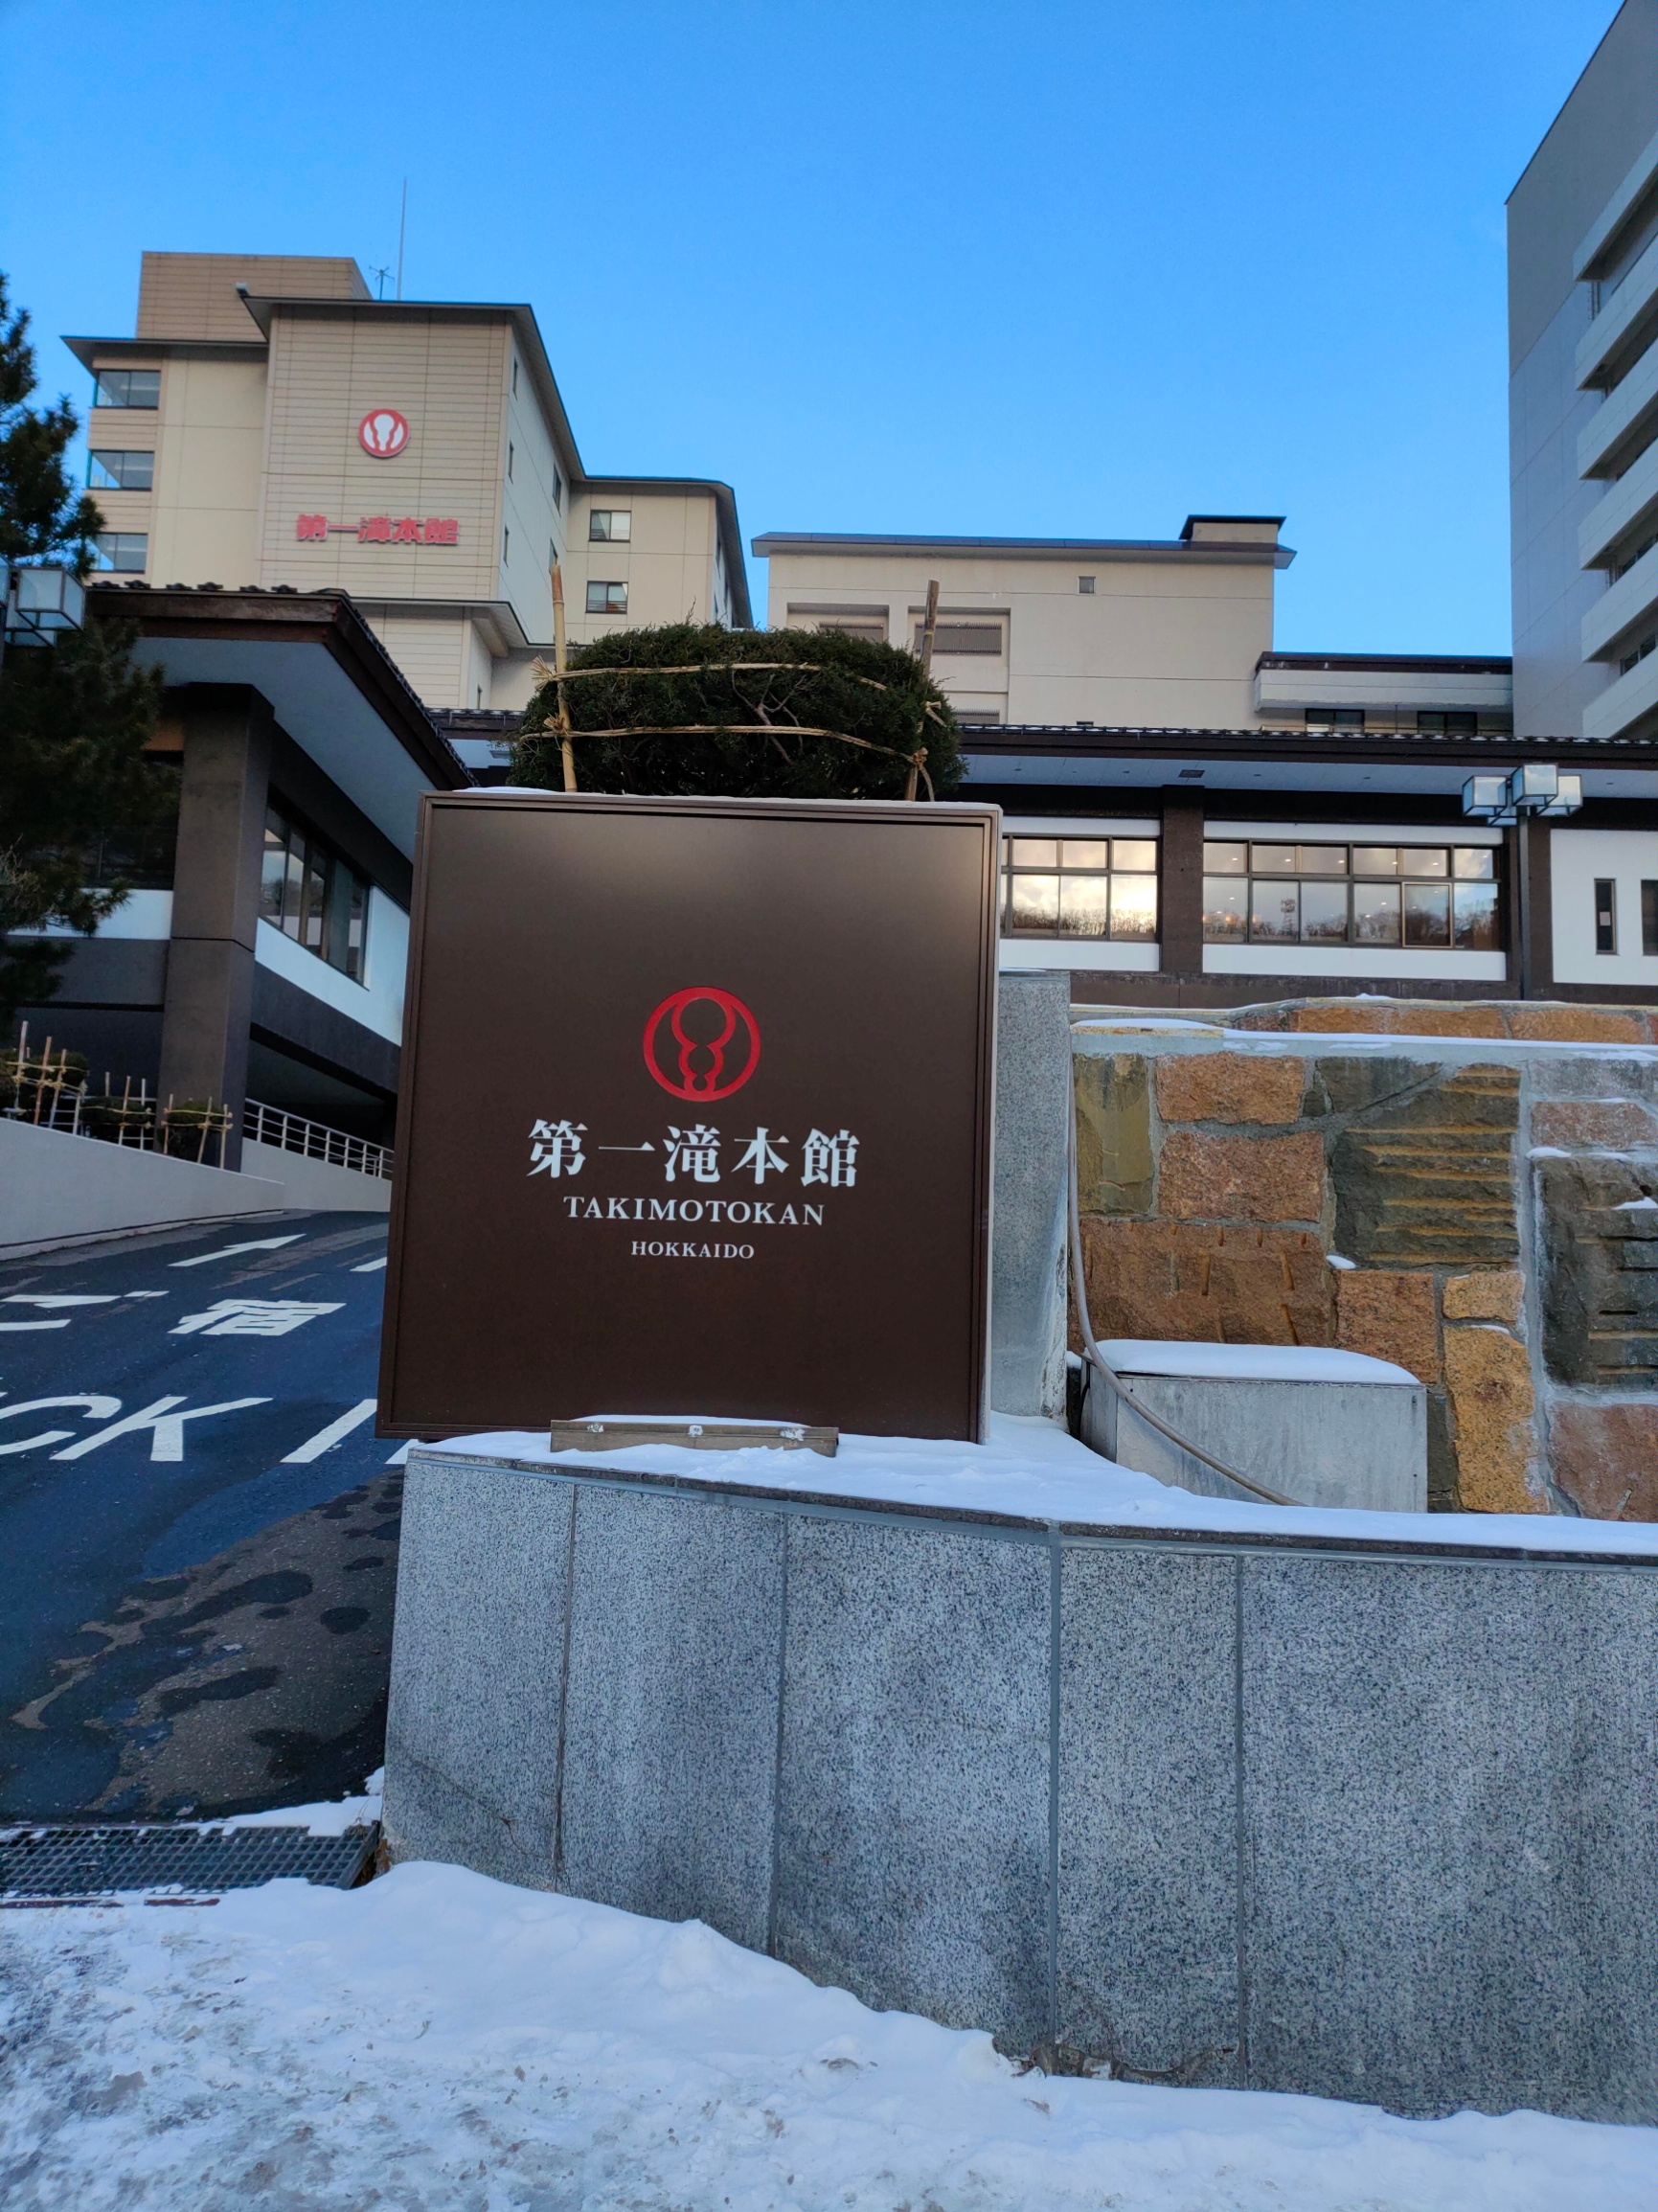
431,1411,1658,1558
0,1859,1647,2210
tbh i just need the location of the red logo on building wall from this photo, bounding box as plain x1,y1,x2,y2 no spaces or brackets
358,408,410,458
643,988,761,1101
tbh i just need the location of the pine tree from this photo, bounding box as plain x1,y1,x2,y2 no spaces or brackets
0,272,164,1024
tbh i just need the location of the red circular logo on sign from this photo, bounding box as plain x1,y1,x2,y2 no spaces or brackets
358,408,410,458
643,988,761,1101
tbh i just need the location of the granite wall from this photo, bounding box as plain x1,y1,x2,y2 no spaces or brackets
385,1448,1658,2124
1074,999,1658,1518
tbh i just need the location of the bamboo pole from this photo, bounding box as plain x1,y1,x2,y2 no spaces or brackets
907,579,941,801
550,562,578,791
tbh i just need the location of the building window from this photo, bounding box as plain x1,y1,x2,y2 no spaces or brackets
1416,711,1478,735
587,581,628,615
88,449,154,491
589,509,632,542
1621,631,1657,674
502,526,510,562
508,442,514,480
913,620,1003,655
1002,834,1158,942
552,465,563,512
260,805,370,982
1079,575,1096,594
1201,842,1500,949
92,367,160,410
1644,881,1658,956
812,616,886,644
511,358,519,397
1595,878,1618,954
954,709,1002,724
1305,707,1365,730
93,532,148,572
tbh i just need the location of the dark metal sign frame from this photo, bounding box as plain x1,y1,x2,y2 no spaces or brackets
378,791,1000,1441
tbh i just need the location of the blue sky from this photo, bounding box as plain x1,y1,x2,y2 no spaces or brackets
0,0,1622,651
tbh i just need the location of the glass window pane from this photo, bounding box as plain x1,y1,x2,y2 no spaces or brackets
303,845,329,951
1109,837,1158,873
1061,839,1108,870
1453,881,1500,950
1251,844,1298,875
1059,877,1111,937
1296,845,1348,875
1203,878,1246,940
1351,847,1399,877
1009,875,1060,931
1403,883,1451,946
348,878,370,981
1405,848,1449,879
1109,875,1158,940
1011,838,1058,867
260,820,287,926
1453,847,1495,880
1203,841,1247,876
1301,880,1350,941
1352,882,1401,944
1251,879,1299,941
282,844,306,939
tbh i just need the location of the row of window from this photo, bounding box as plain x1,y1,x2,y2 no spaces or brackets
95,533,148,572
1002,835,1158,941
89,448,154,491
260,806,371,982
999,835,1512,950
1201,842,1501,949
1302,709,1508,734
93,368,160,409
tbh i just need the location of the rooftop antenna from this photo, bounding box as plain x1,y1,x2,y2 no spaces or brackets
370,263,392,300
396,180,407,302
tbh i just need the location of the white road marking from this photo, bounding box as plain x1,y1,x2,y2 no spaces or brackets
3,1295,120,1308
52,1394,272,1463
169,1236,306,1268
125,1290,169,1299
170,1299,344,1338
0,1320,71,1332
282,1398,379,1464
351,1258,387,1273
0,1394,123,1456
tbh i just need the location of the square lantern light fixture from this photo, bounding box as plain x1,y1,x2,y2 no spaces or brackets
1462,765,1582,826
2,561,87,649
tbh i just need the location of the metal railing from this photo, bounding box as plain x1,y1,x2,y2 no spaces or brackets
243,1098,394,1181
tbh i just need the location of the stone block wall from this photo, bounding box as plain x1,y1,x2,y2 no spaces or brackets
1074,1000,1658,1518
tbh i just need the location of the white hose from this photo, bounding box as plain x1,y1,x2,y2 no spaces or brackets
1067,1071,1293,1508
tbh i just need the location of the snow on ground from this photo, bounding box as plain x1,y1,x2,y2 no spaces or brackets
432,1411,1658,1558
0,1856,1649,2211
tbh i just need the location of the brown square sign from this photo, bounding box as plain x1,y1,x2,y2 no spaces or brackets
378,792,1000,1440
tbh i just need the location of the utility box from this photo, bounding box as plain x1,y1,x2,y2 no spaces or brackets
1080,1341,1427,1513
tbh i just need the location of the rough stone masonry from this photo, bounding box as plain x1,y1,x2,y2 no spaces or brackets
1073,998,1658,1517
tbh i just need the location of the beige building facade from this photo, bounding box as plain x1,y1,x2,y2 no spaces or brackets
754,521,1514,738
68,252,748,726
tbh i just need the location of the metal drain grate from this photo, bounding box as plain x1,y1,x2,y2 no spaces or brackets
0,1821,379,1905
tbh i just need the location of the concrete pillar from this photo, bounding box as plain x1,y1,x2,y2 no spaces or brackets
158,686,272,1170
989,969,1072,1422
1159,795,1205,982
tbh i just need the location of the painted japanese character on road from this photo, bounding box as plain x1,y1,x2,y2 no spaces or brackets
170,1301,344,1338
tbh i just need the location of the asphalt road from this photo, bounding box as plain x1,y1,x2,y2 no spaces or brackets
0,1211,399,1823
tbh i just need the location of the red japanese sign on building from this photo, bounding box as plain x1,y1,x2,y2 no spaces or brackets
294,515,460,545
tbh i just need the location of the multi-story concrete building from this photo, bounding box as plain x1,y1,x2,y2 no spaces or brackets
754,515,1658,1004
66,252,748,743
1509,0,1658,745
756,523,1515,738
